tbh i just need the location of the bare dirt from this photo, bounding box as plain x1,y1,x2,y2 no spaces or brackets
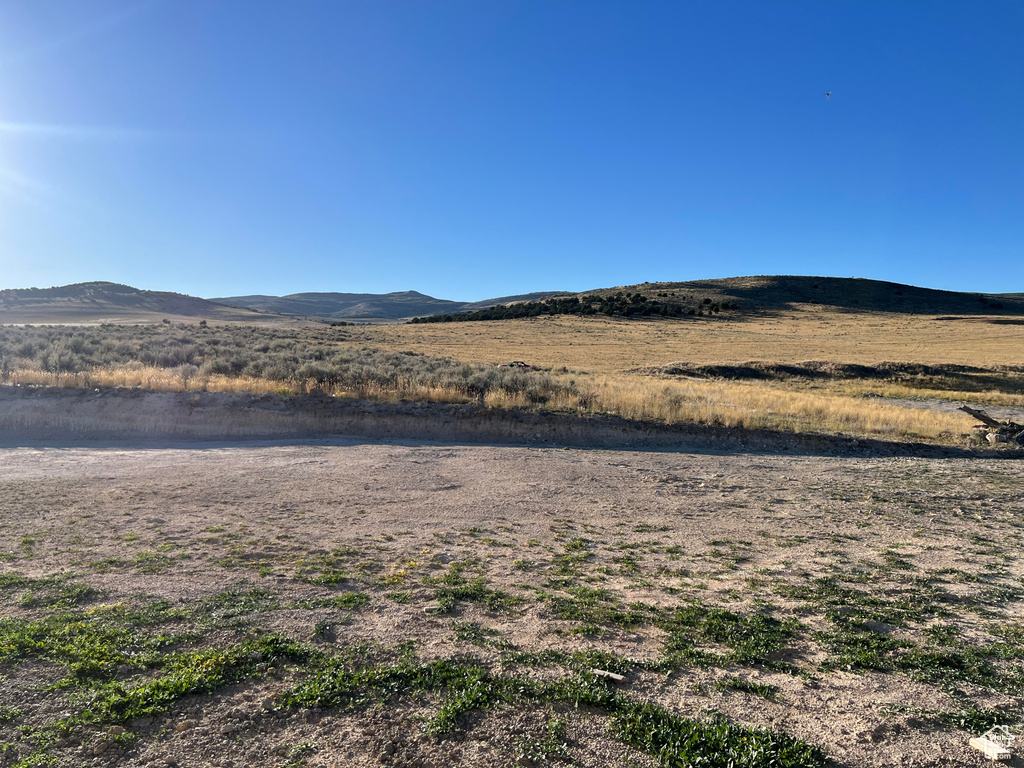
3,429,1024,767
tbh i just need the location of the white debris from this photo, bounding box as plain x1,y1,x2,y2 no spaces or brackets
970,726,1014,761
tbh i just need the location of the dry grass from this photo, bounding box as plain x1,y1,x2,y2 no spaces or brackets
358,310,1024,371
832,380,1024,406
5,306,1018,443
7,366,285,395
581,374,972,439
3,366,578,411
5,364,976,442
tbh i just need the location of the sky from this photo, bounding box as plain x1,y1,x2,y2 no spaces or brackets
0,1,1021,301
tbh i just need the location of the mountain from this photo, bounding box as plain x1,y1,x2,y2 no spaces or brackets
210,290,569,320
0,282,295,324
5,277,1021,326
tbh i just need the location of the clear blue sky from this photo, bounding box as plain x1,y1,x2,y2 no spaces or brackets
0,1,1021,300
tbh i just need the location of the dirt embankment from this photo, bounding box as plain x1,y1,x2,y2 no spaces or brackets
0,385,1012,458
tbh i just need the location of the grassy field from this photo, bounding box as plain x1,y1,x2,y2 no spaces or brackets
3,308,1024,444
363,310,1024,371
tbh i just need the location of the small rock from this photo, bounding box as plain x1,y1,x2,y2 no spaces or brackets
220,723,240,735
227,707,247,720
260,698,276,711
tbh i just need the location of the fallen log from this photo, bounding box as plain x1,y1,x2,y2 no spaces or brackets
959,406,1005,428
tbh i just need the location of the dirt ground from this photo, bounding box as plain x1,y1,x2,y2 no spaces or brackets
2,436,1024,767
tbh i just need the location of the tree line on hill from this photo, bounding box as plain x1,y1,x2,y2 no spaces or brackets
408,292,735,324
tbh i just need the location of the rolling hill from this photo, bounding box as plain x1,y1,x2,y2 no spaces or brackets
3,277,1022,326
209,290,569,321
0,282,297,325
637,275,1024,315
404,275,1024,324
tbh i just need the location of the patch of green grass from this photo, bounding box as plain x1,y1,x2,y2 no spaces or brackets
938,706,1018,733
88,557,126,573
0,600,187,681
816,624,911,672
542,588,798,670
282,647,826,767
191,587,278,627
924,623,961,646
284,740,320,767
451,621,501,646
296,567,348,586
517,713,572,764
660,605,799,668
713,677,779,699
775,537,809,549
131,551,176,574
546,590,652,631
612,553,641,575
552,538,595,577
86,634,314,724
0,573,104,609
614,702,824,767
776,576,946,628
816,615,1024,695
423,563,524,614
780,570,1024,694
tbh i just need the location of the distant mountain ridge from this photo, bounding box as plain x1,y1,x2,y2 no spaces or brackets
209,290,570,320
2,277,1023,325
0,282,290,324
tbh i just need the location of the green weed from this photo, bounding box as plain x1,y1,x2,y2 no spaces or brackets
713,677,779,699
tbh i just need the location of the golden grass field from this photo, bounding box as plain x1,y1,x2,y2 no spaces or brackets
6,305,1022,444
358,307,1024,370
360,307,1024,441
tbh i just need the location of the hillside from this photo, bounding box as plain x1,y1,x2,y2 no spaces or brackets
5,277,1023,326
210,290,568,321
629,275,1024,316
0,282,296,325
406,275,1024,324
